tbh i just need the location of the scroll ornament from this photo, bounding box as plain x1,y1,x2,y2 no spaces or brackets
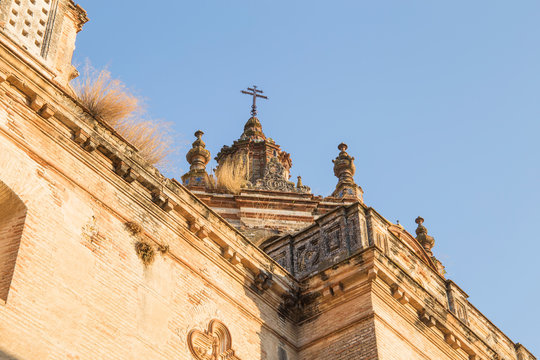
187,319,241,360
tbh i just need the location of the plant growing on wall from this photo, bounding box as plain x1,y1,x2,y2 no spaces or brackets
125,221,156,266
72,63,172,167
134,240,155,266
215,151,249,194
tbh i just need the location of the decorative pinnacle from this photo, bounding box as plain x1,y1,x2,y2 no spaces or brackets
241,85,268,117
415,216,427,235
182,130,212,188
414,216,444,274
186,130,210,171
331,142,363,201
415,216,434,255
332,142,355,182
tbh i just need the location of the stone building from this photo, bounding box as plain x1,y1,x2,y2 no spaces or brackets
0,1,535,359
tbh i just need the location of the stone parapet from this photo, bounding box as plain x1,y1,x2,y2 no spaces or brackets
192,187,358,243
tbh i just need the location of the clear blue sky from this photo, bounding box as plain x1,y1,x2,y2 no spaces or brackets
75,1,539,352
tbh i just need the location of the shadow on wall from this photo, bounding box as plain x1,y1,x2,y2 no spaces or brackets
0,180,27,303
183,259,295,359
244,266,297,360
0,348,19,360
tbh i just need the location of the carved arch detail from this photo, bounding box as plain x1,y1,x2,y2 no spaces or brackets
187,319,241,360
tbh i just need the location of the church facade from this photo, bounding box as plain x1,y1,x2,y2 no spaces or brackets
0,1,535,359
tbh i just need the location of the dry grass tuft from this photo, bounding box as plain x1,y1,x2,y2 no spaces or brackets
215,152,249,194
114,119,172,167
135,240,155,266
72,64,138,126
72,63,172,167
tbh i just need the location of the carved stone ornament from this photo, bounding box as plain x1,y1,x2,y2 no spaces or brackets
187,319,241,360
252,157,310,193
330,143,363,200
415,216,435,255
253,270,274,294
297,240,320,273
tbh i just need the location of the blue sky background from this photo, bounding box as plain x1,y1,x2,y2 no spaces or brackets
74,1,539,352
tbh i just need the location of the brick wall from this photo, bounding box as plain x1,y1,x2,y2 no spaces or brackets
300,317,378,360
0,48,297,359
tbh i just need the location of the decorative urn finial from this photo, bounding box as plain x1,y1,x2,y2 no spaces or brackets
181,130,212,189
331,143,363,201
186,130,210,170
415,216,434,255
333,143,355,183
414,216,445,275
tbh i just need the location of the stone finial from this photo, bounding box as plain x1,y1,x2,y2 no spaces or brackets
415,216,427,235
186,130,210,170
331,143,363,201
333,143,355,182
295,175,311,193
181,130,212,188
240,116,266,142
415,216,435,256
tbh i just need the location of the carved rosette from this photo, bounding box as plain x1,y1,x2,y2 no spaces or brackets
187,319,241,360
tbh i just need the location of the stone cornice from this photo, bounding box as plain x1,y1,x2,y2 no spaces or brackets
372,247,528,360
288,243,533,359
67,1,89,32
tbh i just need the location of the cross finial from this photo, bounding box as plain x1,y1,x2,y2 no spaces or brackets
241,85,268,116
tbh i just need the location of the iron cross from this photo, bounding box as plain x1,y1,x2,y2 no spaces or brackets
241,85,268,117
